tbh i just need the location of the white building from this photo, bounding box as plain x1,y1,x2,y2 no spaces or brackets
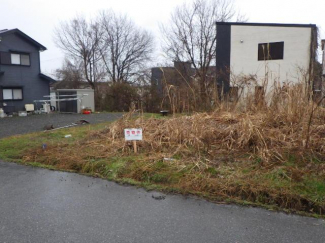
216,22,318,97
322,40,325,78
321,40,325,101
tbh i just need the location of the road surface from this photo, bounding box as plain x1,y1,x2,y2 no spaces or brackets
0,112,123,139
0,161,324,243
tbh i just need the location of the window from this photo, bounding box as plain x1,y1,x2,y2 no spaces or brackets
3,89,13,100
10,53,30,66
0,52,30,66
13,89,23,99
21,54,30,65
258,42,284,61
11,54,21,64
1,88,23,100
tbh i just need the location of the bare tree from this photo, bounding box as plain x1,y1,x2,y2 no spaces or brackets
99,10,154,83
54,58,83,88
54,16,104,89
160,0,239,107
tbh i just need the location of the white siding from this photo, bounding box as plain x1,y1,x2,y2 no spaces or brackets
230,25,311,91
77,89,95,112
322,40,325,75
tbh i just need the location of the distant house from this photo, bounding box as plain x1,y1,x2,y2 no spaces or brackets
0,28,54,113
151,61,195,96
151,61,216,97
216,22,319,97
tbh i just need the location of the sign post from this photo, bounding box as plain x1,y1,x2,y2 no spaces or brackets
124,128,143,153
133,141,137,153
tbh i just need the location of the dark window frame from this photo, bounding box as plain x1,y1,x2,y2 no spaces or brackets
0,87,24,101
0,51,31,67
258,42,284,61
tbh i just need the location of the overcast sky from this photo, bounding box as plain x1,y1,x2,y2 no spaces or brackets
1,0,324,77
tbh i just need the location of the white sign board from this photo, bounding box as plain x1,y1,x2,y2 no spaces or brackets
124,128,143,141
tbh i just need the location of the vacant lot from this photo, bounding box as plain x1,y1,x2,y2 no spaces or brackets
0,109,324,217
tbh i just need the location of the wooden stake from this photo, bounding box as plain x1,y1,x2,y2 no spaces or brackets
133,140,137,153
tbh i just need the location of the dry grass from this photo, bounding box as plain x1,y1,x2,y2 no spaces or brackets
22,83,325,215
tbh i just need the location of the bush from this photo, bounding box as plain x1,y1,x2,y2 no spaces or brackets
102,83,140,112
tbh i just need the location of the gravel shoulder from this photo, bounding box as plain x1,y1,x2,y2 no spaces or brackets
0,112,124,138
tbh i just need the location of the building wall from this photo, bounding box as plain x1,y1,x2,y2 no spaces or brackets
230,25,312,91
321,40,325,102
216,24,231,92
151,67,164,96
0,32,49,111
322,40,325,76
77,89,95,112
151,62,196,98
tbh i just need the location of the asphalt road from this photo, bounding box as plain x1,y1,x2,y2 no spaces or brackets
0,112,124,138
0,161,324,243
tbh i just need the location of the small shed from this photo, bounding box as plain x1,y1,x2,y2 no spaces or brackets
50,89,95,113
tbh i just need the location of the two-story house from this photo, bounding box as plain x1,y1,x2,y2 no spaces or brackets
216,22,318,98
0,28,54,114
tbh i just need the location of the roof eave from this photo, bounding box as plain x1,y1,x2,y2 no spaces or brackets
216,22,317,28
39,73,56,83
0,29,47,51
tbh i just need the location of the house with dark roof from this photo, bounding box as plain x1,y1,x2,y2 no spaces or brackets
151,61,194,96
0,28,55,114
151,61,217,97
